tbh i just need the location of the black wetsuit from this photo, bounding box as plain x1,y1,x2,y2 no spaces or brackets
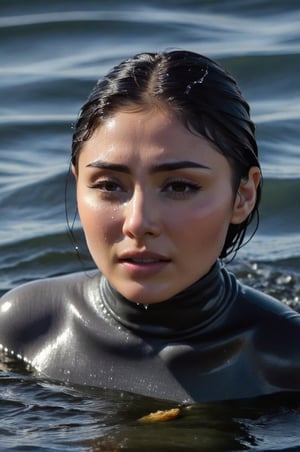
1,261,300,403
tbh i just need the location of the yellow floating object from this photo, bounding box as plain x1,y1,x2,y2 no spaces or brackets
138,407,181,423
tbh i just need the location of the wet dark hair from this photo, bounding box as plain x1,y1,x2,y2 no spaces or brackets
71,50,261,258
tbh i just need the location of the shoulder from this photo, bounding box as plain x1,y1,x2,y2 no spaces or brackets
0,269,100,309
221,266,300,329
231,278,300,338
224,269,300,355
235,280,300,389
0,270,100,352
236,281,300,324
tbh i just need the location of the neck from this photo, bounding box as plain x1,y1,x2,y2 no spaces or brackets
100,261,236,339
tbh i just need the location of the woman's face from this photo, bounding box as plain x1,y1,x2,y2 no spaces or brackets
74,109,253,304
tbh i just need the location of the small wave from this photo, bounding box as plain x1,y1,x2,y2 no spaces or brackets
0,113,74,126
0,229,93,295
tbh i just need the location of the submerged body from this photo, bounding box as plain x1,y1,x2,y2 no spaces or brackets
1,262,300,403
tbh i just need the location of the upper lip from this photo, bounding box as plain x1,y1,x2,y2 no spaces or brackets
118,250,170,262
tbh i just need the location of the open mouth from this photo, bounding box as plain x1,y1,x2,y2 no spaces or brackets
122,258,166,264
118,251,171,275
118,255,171,275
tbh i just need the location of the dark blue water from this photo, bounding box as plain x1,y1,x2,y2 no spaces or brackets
1,0,300,449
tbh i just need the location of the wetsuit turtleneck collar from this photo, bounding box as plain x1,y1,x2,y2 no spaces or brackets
100,261,236,339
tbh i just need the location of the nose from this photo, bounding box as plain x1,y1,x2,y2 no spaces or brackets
122,187,160,240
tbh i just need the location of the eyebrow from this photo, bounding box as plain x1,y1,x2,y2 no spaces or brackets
86,160,211,173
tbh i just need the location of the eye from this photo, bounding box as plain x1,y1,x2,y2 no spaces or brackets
163,180,201,198
89,179,124,192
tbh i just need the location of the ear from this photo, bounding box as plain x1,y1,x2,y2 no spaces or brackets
71,164,78,181
231,167,261,224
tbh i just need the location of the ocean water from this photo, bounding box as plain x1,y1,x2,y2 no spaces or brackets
0,0,300,450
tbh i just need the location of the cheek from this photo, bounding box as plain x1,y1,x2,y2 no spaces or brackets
77,195,122,247
168,197,233,248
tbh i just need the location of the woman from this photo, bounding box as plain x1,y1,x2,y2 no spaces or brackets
1,50,300,403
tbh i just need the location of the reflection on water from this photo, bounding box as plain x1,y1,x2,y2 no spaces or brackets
230,260,300,312
2,355,300,451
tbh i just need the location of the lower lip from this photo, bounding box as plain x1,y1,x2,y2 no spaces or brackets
119,260,170,277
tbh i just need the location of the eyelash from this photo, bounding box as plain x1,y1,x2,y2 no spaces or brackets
88,178,201,199
162,180,201,198
89,180,123,192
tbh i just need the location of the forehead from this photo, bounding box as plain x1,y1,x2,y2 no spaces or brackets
91,109,188,144
78,108,230,171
